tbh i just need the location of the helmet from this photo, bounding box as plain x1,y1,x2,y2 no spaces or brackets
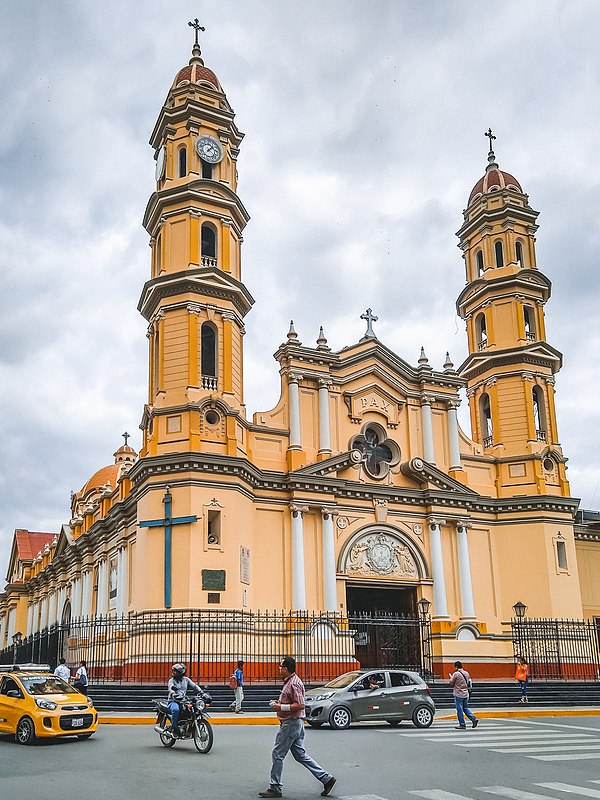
172,663,186,678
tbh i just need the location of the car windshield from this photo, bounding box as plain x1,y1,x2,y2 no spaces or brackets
322,671,363,689
21,676,78,695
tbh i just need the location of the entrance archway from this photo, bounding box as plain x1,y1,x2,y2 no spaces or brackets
346,584,417,615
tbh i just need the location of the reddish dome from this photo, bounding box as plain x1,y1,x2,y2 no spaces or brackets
468,154,522,205
173,45,220,91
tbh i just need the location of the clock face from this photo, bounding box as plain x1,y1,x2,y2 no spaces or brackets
155,146,166,181
195,135,223,164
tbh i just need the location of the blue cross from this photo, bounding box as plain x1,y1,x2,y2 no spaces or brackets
139,487,198,608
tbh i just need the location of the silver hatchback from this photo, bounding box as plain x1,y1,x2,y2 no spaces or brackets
304,669,435,729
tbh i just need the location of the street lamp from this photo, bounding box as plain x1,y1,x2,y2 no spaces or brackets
512,601,527,619
417,597,431,617
11,631,22,665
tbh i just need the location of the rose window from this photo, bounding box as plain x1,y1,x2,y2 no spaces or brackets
350,424,400,480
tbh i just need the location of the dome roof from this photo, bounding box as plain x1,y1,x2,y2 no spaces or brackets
468,151,522,205
76,464,120,500
172,44,220,91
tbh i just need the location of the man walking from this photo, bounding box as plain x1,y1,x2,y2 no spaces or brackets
229,659,245,713
258,656,336,798
449,660,478,730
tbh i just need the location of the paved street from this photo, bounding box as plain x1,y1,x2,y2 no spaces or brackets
1,717,599,800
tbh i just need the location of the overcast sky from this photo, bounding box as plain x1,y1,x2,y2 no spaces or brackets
1,1,599,578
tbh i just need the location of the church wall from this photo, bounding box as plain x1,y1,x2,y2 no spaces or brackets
166,217,189,272
163,309,189,391
469,526,501,624
575,540,600,620
431,408,449,469
496,376,530,446
253,507,288,608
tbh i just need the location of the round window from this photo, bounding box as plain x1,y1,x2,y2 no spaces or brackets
205,410,220,426
543,458,555,472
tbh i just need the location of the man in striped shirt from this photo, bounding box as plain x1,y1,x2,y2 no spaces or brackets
258,656,336,798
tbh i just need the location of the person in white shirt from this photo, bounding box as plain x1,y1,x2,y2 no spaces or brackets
74,660,88,695
54,658,71,683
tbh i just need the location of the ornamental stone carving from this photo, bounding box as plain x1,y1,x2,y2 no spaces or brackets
346,532,417,578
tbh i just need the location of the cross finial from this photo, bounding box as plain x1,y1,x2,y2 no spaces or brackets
188,18,205,47
360,308,378,341
484,127,496,155
122,431,130,446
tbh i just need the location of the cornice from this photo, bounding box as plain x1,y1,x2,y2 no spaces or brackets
456,270,551,316
458,342,563,381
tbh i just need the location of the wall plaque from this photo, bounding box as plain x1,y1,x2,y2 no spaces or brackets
202,569,226,591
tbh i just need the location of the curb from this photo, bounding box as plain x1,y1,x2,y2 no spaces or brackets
100,708,600,725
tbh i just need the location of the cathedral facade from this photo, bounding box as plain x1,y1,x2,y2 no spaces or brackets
1,34,597,679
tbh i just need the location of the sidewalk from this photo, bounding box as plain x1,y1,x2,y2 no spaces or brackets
99,707,600,725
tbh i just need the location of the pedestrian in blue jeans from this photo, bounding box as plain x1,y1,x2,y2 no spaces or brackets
449,660,478,730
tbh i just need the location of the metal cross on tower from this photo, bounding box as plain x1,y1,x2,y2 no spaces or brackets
122,431,130,446
188,18,205,47
139,487,198,608
484,127,496,154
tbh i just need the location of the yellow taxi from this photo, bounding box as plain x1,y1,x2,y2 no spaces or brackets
0,665,98,744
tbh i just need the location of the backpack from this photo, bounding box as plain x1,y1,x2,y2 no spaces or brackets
79,671,88,687
229,674,238,690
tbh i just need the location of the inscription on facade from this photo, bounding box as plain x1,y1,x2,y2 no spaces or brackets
345,532,417,578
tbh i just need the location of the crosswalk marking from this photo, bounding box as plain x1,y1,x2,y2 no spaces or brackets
452,738,594,748
409,791,474,800
491,744,600,754
480,787,566,800
537,784,600,798
530,753,600,761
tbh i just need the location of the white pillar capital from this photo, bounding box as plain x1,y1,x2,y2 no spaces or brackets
290,504,309,517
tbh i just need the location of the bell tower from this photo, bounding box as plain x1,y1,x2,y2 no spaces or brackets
456,132,569,497
138,22,253,458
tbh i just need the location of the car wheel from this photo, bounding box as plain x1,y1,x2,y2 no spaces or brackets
306,721,323,728
386,720,401,727
76,733,94,740
16,716,36,745
412,705,434,728
329,706,351,730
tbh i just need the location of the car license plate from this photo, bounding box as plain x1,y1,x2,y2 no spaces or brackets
72,718,84,728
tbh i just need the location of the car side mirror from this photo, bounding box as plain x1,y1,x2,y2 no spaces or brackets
6,689,21,698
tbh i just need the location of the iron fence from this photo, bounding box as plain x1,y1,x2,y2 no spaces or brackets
512,616,600,680
0,608,432,684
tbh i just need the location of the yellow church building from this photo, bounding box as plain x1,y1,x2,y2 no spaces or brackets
1,29,599,681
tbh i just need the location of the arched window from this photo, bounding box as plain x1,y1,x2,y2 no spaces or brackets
476,312,487,350
201,160,213,179
201,322,217,388
479,392,493,447
476,250,484,277
494,240,504,268
515,240,524,267
524,306,536,340
532,385,546,441
201,224,217,262
178,146,187,178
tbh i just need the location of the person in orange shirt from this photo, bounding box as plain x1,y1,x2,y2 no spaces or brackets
515,656,530,703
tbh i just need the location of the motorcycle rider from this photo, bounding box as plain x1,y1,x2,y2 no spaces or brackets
165,663,203,737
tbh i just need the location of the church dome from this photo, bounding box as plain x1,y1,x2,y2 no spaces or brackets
468,151,522,205
76,464,120,500
172,44,221,91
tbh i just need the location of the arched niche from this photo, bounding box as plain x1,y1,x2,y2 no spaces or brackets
338,525,428,580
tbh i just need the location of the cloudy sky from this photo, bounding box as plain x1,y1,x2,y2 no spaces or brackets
1,1,599,576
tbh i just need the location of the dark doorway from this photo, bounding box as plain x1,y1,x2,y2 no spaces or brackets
346,585,417,616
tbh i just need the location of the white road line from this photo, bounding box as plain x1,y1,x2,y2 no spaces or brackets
400,730,554,739
530,753,600,761
418,733,589,743
491,744,600,754
537,784,600,798
410,791,474,800
339,795,390,800
480,786,566,800
510,719,600,733
453,738,596,748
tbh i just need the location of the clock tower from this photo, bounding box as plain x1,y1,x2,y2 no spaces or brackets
138,24,253,459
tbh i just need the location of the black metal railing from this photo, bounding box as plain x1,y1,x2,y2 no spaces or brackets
0,609,432,685
512,616,600,681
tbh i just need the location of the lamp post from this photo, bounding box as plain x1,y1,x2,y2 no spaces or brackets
417,597,432,678
11,631,22,666
512,601,527,667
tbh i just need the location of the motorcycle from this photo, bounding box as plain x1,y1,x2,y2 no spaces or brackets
152,690,214,753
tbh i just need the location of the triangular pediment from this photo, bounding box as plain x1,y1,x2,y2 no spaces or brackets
399,458,478,494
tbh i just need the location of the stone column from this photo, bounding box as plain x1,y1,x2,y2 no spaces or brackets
288,373,303,448
117,547,129,616
456,521,476,619
96,561,108,617
290,505,308,610
26,603,34,636
81,571,93,618
318,379,332,454
71,576,83,620
428,518,448,618
321,509,337,611
39,595,49,631
421,394,435,463
447,399,462,470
